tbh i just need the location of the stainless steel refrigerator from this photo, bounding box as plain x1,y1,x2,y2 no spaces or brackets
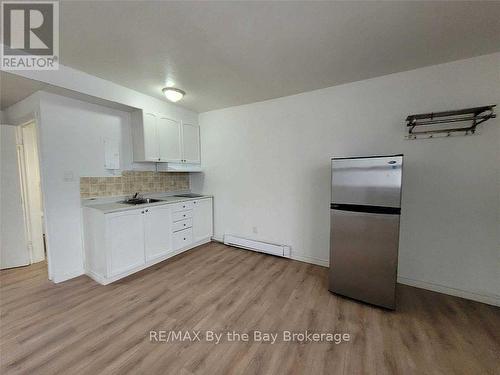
329,155,403,309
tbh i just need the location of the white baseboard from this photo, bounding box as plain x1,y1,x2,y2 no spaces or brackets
211,235,224,243
397,276,500,307
290,252,329,267
86,269,108,285
53,268,85,283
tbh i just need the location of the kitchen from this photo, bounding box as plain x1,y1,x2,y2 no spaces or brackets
1,1,499,374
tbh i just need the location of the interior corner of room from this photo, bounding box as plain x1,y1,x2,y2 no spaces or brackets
0,2,499,373
2,52,498,301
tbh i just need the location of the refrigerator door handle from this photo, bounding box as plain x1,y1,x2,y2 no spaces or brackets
330,203,400,215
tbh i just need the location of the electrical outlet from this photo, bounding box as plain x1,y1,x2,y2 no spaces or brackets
252,226,258,234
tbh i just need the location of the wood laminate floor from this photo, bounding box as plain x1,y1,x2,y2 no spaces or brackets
1,242,499,375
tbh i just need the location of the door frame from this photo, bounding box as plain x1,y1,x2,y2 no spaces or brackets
15,117,53,279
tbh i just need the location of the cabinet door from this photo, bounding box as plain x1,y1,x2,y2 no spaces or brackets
144,205,173,261
158,116,182,162
107,209,145,276
143,112,160,161
192,198,213,243
181,123,201,164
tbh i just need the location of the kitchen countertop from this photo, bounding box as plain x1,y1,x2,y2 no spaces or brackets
83,193,213,214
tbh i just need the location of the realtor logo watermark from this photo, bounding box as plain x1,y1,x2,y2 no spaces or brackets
1,1,59,70
149,330,352,345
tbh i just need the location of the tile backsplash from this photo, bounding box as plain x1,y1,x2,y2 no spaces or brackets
80,171,189,198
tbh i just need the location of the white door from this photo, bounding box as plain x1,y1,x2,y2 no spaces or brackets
107,209,145,276
0,125,30,269
144,205,173,261
143,112,160,161
181,123,201,163
192,199,213,242
158,116,182,162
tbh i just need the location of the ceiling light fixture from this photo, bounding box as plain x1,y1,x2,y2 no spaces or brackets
162,87,185,102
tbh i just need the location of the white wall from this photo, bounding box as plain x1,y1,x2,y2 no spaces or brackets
2,92,41,126
192,53,500,305
37,93,136,281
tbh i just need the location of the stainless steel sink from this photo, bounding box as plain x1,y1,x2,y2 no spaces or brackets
120,198,162,205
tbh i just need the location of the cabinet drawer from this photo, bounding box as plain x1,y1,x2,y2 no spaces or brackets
173,218,192,232
172,210,193,222
173,201,194,212
173,228,193,250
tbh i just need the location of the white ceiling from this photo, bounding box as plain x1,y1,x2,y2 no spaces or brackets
17,2,500,112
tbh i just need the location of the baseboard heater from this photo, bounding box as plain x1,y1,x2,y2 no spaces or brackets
224,234,291,258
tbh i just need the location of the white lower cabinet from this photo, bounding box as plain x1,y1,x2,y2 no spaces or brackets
173,228,193,250
107,209,146,276
193,199,213,242
144,205,173,261
172,218,192,232
83,197,213,285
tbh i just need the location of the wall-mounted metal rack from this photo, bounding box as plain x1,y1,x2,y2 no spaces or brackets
405,105,496,140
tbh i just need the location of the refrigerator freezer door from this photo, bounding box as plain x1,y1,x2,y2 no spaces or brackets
329,208,400,309
331,156,403,208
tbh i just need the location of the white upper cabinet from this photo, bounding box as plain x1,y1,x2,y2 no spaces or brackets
143,112,160,161
182,123,201,164
132,110,200,164
158,116,182,163
132,111,160,162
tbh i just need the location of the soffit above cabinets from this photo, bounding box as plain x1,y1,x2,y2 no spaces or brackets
0,71,137,113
